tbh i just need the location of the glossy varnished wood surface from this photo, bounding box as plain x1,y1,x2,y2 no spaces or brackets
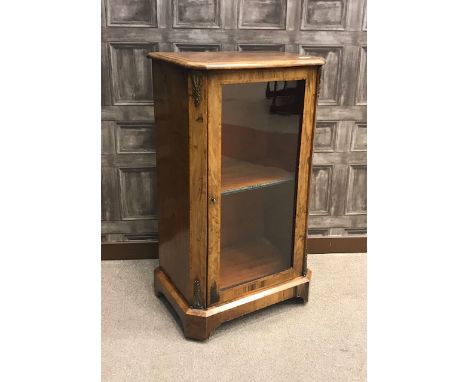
152,61,192,302
151,60,321,338
154,267,311,341
153,62,209,308
211,67,314,85
187,70,208,308
207,66,319,306
221,156,293,195
292,67,320,277
300,67,322,273
206,75,222,306
219,237,289,290
147,51,325,70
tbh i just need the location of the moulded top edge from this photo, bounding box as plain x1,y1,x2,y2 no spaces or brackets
147,51,326,70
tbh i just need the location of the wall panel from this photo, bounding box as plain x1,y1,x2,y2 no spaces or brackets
173,0,221,28
300,45,343,105
356,45,367,105
238,0,287,29
109,42,157,105
106,0,157,27
345,165,367,215
119,167,157,220
301,0,348,30
101,0,367,242
116,122,155,154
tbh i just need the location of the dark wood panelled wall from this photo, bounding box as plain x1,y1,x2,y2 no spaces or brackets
101,0,367,254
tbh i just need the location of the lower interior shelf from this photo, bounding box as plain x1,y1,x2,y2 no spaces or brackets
219,237,290,290
221,156,293,195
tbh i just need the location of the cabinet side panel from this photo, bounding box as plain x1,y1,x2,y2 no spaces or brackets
152,61,191,302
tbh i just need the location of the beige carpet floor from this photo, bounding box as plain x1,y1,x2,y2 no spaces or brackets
102,253,366,382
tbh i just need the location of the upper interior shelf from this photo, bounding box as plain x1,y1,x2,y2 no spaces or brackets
221,156,293,195
147,51,326,70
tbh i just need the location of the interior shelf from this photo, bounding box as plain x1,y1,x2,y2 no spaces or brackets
221,156,293,195
219,237,290,290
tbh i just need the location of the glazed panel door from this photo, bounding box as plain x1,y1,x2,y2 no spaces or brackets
207,68,319,306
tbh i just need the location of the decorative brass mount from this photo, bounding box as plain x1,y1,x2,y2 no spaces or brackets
191,279,203,309
191,72,202,107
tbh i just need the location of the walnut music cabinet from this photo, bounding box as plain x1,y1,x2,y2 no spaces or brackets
148,51,324,340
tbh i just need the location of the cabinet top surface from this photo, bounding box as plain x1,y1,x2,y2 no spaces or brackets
147,51,325,70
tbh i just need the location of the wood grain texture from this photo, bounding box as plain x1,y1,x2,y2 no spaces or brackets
221,156,293,194
206,74,222,306
219,237,289,289
208,66,315,84
203,66,322,307
151,61,191,303
154,266,311,341
293,67,320,276
147,51,325,70
188,70,208,308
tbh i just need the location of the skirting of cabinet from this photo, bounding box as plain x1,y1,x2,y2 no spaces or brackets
101,241,159,260
154,266,311,341
101,236,366,260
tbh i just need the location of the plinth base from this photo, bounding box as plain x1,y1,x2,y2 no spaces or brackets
154,267,312,341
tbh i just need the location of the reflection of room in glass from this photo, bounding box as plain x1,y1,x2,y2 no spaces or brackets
219,81,305,289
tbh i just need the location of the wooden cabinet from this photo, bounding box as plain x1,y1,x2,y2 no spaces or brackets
148,52,324,340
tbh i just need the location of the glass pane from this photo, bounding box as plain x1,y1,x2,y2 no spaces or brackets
220,80,305,289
